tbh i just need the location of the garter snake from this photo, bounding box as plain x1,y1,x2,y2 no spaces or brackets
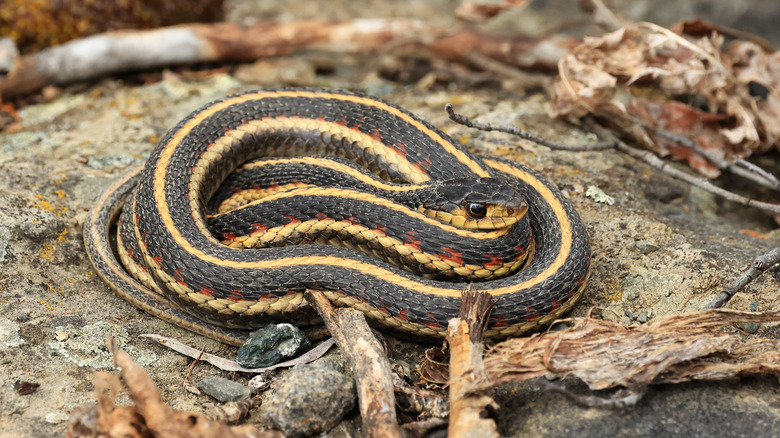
83,88,591,346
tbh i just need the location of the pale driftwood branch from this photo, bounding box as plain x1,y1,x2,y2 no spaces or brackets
447,288,499,438
0,20,576,100
704,246,780,309
305,290,401,438
140,334,335,373
0,20,444,99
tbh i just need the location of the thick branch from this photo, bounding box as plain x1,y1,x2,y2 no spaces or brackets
305,290,401,438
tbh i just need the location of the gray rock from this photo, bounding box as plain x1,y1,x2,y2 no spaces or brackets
0,225,10,261
14,209,66,242
263,358,356,437
634,239,661,255
237,323,311,368
198,377,252,403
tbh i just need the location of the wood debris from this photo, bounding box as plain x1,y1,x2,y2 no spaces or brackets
0,19,575,100
464,309,780,402
65,338,278,438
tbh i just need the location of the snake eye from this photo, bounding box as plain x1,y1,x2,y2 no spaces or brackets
466,202,487,219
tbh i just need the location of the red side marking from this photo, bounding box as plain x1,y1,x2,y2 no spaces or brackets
376,307,388,314
173,269,187,286
484,254,504,267
351,123,362,132
403,232,422,252
577,275,588,287
374,225,388,237
316,116,327,122
286,289,298,296
396,309,410,321
343,216,358,226
283,215,301,224
315,212,328,220
126,248,134,258
221,231,237,241
391,142,407,157
411,156,432,174
523,309,540,321
335,116,349,126
368,128,382,141
198,286,214,297
551,300,563,311
514,245,527,257
425,313,442,327
490,316,509,329
261,293,276,299
437,247,464,264
227,289,245,302
251,223,268,232
151,256,163,268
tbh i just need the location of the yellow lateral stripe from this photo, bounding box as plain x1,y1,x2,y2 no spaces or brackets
237,157,429,192
154,131,571,298
212,186,512,239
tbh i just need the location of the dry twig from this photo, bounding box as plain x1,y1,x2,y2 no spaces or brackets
586,120,780,215
65,337,275,437
446,103,616,151
305,290,401,438
444,104,780,215
447,288,499,438
704,246,780,309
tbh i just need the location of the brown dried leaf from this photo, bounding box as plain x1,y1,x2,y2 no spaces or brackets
551,19,780,176
467,310,780,394
419,343,450,385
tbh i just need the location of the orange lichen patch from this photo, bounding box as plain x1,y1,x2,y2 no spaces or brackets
31,193,68,217
39,242,55,262
739,229,767,240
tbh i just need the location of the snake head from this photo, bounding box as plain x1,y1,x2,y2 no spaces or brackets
419,178,528,230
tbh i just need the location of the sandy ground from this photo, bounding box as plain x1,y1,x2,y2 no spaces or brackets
2,1,780,437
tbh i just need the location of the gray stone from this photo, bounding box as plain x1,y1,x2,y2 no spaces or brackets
198,377,252,403
236,323,311,368
634,240,660,255
0,225,10,261
263,358,356,437
14,209,66,242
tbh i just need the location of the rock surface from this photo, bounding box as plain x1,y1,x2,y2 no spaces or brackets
0,1,779,437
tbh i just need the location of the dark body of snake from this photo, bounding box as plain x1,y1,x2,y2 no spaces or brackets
83,88,591,345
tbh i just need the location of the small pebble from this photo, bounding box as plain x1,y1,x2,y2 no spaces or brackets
634,240,660,255
263,358,356,437
237,323,311,368
198,377,252,403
